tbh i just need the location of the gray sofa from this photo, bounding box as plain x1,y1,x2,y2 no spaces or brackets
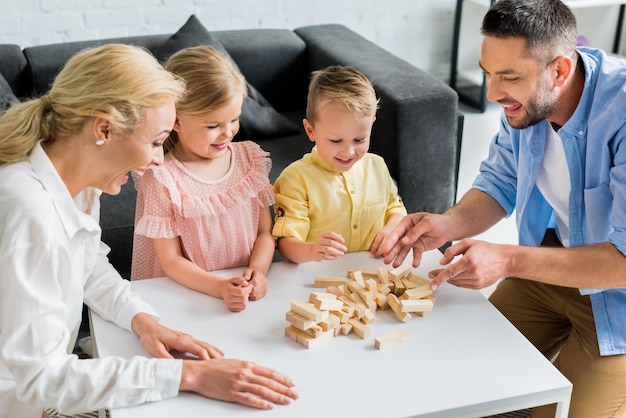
0,17,461,279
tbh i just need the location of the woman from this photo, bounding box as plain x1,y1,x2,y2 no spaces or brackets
0,44,297,418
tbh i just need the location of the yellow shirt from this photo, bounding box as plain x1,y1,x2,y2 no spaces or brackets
273,147,407,252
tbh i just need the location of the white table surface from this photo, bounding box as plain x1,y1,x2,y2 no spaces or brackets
91,250,571,418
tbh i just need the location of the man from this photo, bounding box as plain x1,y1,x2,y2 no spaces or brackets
379,1,626,416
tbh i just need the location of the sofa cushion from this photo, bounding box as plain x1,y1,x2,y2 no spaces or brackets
155,15,299,140
0,72,19,113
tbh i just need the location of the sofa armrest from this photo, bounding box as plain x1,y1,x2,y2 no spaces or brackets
294,24,460,214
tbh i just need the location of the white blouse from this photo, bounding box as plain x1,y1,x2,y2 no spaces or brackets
0,143,181,417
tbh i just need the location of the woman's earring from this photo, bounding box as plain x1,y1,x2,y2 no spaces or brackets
95,139,105,146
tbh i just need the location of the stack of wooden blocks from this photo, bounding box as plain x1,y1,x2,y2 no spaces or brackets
284,264,436,349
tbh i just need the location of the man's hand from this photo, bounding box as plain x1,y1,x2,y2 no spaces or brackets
379,213,453,268
428,239,513,291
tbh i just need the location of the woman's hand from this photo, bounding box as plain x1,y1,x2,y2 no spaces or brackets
180,358,298,410
131,313,224,359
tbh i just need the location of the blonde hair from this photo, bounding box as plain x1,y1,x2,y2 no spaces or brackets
164,45,247,153
306,65,379,123
0,44,186,164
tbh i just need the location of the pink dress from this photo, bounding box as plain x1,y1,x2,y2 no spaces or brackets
131,141,275,280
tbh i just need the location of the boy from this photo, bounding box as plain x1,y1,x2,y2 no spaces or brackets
273,65,407,263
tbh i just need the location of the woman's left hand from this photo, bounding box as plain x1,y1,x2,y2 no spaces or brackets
132,312,224,359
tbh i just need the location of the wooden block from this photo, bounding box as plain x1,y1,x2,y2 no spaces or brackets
387,293,412,322
377,267,390,285
318,316,339,332
401,278,417,289
389,264,411,281
325,285,344,298
341,303,356,317
285,326,334,349
375,292,390,310
339,295,365,318
314,276,348,288
401,285,433,300
347,318,370,339
290,300,329,322
361,308,376,324
393,277,405,296
377,283,391,295
365,278,378,295
312,297,344,311
303,323,323,338
399,298,434,313
407,272,431,286
374,329,409,349
285,310,316,330
330,310,350,324
348,268,379,279
347,280,367,294
340,322,353,335
349,270,365,286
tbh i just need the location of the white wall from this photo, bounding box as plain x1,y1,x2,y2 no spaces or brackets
0,0,458,81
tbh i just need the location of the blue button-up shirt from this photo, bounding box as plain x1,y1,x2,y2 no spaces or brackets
472,47,626,356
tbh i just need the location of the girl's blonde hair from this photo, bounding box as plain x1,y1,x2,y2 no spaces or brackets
306,65,379,123
0,44,186,164
163,45,247,153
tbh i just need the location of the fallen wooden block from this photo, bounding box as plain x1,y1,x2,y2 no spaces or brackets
314,276,348,288
347,318,370,339
291,300,329,322
375,329,409,350
387,293,412,322
389,264,411,281
285,310,316,330
399,298,434,313
401,285,433,300
285,325,334,349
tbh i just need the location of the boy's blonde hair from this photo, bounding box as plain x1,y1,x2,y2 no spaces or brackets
306,65,379,123
164,45,247,153
0,44,186,164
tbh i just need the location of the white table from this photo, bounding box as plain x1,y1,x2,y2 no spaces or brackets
91,250,571,418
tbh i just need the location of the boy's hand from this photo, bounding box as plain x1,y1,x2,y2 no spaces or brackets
370,224,395,258
243,268,267,301
311,231,347,261
220,278,253,312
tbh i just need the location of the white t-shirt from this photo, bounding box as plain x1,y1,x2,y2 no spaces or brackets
0,143,181,418
536,126,571,247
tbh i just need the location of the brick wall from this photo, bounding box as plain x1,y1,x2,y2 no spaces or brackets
0,0,457,80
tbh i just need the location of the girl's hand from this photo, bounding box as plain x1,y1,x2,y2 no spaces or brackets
132,313,224,359
220,277,253,312
243,268,267,301
311,231,347,261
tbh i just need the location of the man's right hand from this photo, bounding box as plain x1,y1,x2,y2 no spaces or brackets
378,212,452,268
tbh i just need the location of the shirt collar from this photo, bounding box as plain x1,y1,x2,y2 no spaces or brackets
29,142,101,238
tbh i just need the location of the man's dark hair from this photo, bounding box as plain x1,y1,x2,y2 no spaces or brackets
481,0,578,64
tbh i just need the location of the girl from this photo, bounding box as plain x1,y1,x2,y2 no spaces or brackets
131,46,276,312
0,43,295,418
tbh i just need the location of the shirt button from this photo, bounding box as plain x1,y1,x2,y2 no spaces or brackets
350,189,355,194
578,130,584,136
353,224,358,230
